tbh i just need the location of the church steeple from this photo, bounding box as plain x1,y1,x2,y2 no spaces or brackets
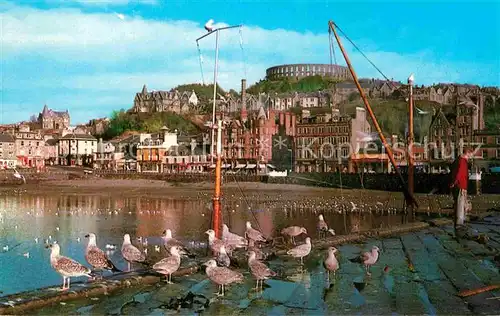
141,84,148,94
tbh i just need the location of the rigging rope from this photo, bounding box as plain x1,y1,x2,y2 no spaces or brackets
221,157,263,233
197,42,205,85
332,22,396,89
239,26,248,79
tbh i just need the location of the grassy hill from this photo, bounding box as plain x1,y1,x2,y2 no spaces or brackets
247,75,342,94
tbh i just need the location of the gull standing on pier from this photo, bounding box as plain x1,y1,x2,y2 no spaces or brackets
216,244,230,267
203,259,244,296
121,234,148,271
247,250,276,291
245,221,266,244
46,243,92,291
287,237,312,265
281,226,307,245
152,245,186,283
85,233,120,275
349,246,380,276
323,247,339,282
162,229,193,257
205,229,234,255
222,224,248,248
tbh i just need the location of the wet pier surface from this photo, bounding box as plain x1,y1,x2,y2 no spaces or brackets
1,215,500,315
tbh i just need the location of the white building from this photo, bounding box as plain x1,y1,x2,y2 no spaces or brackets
58,132,97,166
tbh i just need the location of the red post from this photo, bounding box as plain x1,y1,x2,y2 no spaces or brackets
212,120,223,239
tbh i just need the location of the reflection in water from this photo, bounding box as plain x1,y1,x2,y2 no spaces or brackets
0,194,410,296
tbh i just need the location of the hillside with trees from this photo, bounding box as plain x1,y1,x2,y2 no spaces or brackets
247,75,342,94
101,110,201,140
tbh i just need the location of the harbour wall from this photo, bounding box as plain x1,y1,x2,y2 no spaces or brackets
0,169,498,195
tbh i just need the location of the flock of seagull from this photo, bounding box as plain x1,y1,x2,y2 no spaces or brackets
46,214,381,296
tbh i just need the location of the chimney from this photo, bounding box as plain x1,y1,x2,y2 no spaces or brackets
241,79,247,109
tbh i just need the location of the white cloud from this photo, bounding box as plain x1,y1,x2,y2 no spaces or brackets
0,3,497,124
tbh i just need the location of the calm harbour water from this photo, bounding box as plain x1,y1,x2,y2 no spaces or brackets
0,193,410,296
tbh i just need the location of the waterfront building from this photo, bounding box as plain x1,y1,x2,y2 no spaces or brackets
58,131,97,166
294,107,371,173
0,133,16,169
136,126,178,172
14,125,45,169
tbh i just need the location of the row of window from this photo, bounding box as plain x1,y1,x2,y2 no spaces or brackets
297,126,350,134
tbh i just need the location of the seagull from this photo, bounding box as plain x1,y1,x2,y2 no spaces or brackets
205,229,235,255
115,12,125,20
46,243,92,291
12,169,26,184
222,224,247,249
216,245,230,267
287,237,312,265
152,245,186,284
350,202,358,212
84,233,121,276
162,229,194,257
317,214,329,238
349,246,380,276
416,106,429,115
245,221,266,244
204,19,214,32
247,250,276,291
121,234,148,272
323,247,339,282
203,259,244,297
281,226,307,245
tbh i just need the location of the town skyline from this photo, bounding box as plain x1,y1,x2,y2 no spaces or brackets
1,0,499,124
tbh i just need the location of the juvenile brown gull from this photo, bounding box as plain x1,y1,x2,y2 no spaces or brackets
323,246,339,282
349,246,380,275
152,245,186,283
46,243,92,291
216,244,230,267
121,233,147,271
162,229,193,257
85,233,120,275
205,229,235,255
287,237,312,265
203,259,244,296
245,221,266,243
281,226,307,245
247,250,276,291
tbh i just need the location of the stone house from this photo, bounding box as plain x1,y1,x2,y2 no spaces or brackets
294,106,371,173
132,85,198,114
14,125,45,169
0,133,16,169
38,105,70,130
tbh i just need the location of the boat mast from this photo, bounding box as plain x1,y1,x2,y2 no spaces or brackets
328,20,418,208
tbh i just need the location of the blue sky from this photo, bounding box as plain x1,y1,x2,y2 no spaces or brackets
1,0,499,124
